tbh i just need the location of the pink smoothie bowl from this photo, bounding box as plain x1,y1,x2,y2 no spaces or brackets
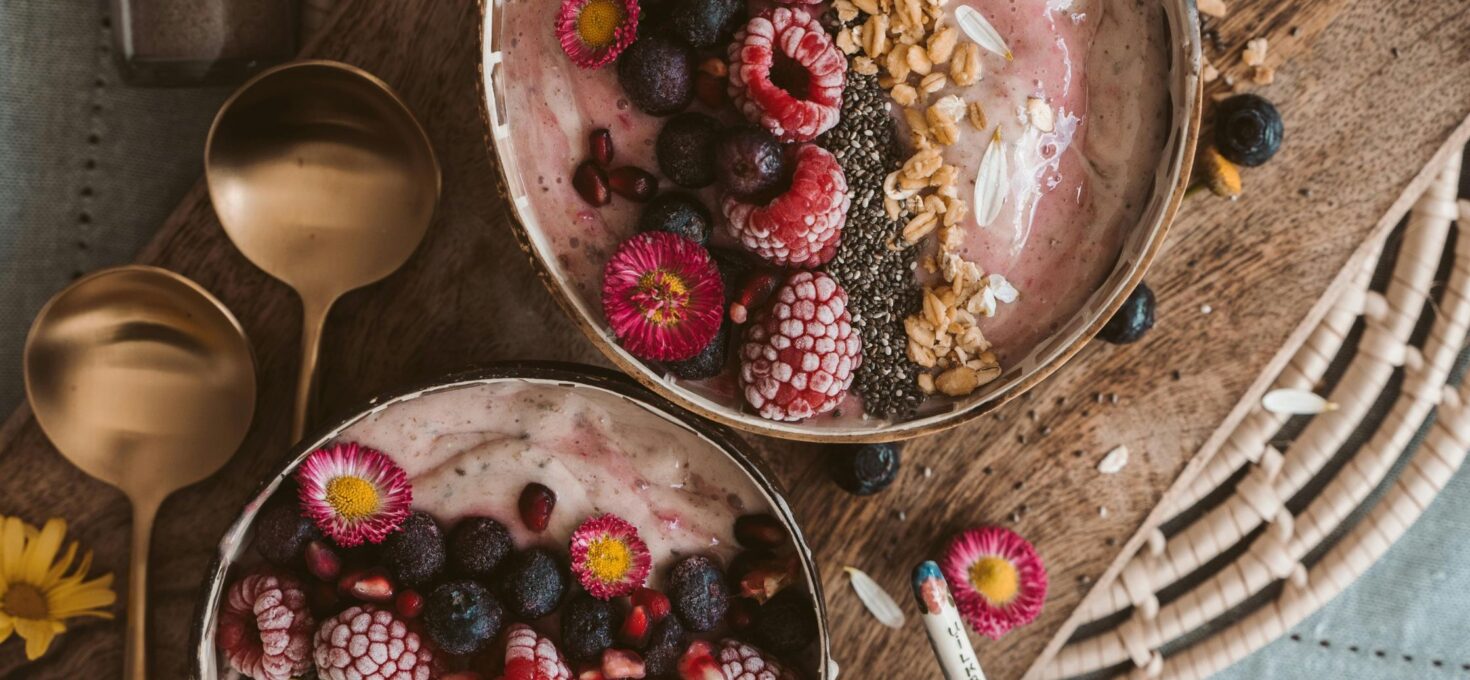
476,0,1204,442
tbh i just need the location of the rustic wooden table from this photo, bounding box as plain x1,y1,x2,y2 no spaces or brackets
3,0,1470,678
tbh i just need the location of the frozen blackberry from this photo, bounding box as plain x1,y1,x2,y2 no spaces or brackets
497,547,569,620
827,442,901,496
639,191,713,244
641,614,687,677
253,501,320,566
668,0,742,47
668,555,728,632
753,589,818,655
618,35,694,116
657,113,722,188
447,516,513,579
561,592,616,663
423,580,503,656
380,511,446,587
1098,282,1156,344
666,327,728,380
715,127,785,202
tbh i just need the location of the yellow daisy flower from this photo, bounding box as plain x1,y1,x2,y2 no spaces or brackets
0,515,116,660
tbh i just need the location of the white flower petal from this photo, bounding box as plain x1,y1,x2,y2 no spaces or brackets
955,5,1013,61
845,566,905,629
973,129,1008,227
1262,388,1337,415
1097,445,1129,474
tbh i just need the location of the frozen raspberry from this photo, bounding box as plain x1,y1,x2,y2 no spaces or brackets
717,639,801,680
217,569,315,680
313,605,434,680
503,623,574,680
723,144,848,268
739,271,861,421
727,7,845,142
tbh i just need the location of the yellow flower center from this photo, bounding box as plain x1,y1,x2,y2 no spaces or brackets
325,476,380,520
633,269,692,327
577,0,625,48
968,556,1019,605
2,583,49,620
585,536,632,583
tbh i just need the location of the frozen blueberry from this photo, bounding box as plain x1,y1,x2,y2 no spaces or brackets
639,191,713,243
423,580,503,656
827,442,901,496
642,614,687,676
380,511,446,587
1098,282,1155,345
753,589,818,654
619,35,694,116
561,592,616,663
253,501,320,566
657,113,722,188
668,0,742,47
447,516,513,579
666,327,728,380
668,555,728,632
1214,94,1283,167
711,248,752,304
715,127,785,202
496,547,568,620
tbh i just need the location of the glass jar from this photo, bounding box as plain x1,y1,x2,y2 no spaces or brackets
111,0,299,85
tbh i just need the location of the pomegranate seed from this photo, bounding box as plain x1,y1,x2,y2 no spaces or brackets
340,568,395,603
590,128,616,167
608,166,658,202
574,160,612,206
602,649,647,679
733,514,788,549
519,482,557,532
729,270,782,323
676,641,723,680
737,555,798,604
726,597,755,630
304,540,342,581
395,589,424,619
619,605,651,648
694,72,729,110
698,57,728,78
578,666,609,680
630,588,671,622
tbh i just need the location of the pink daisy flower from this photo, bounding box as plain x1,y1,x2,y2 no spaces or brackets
940,526,1047,639
555,0,639,69
569,514,652,599
296,442,412,547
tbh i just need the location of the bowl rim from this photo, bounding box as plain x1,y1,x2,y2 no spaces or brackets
474,0,1203,443
188,361,833,679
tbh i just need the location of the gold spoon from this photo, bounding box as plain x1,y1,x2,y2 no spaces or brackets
204,59,440,441
24,265,256,680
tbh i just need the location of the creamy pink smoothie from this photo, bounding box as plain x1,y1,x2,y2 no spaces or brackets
338,380,773,572
492,0,1170,409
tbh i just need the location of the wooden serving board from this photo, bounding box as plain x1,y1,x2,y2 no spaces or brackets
3,1,1470,678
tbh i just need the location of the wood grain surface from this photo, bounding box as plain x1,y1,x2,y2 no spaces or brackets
2,1,1469,679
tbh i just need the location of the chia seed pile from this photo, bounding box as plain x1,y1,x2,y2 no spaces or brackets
818,69,925,418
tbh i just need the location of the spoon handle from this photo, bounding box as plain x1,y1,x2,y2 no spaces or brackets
912,561,987,680
125,498,159,680
292,295,333,442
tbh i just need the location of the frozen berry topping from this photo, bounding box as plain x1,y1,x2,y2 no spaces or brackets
618,35,694,116
739,271,861,421
423,580,503,656
313,605,434,680
562,592,616,663
753,589,818,654
723,144,848,268
727,7,845,142
667,555,729,632
667,327,729,380
253,501,320,567
714,126,786,202
640,191,714,245
668,0,743,48
503,623,574,680
657,113,722,189
498,547,570,620
447,516,514,578
217,569,315,680
602,232,726,362
380,510,446,587
717,639,800,680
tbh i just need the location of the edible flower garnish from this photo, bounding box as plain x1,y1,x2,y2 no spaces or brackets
570,514,653,599
940,526,1047,639
973,129,1009,227
296,442,412,547
954,6,1013,61
555,0,640,69
0,515,115,660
